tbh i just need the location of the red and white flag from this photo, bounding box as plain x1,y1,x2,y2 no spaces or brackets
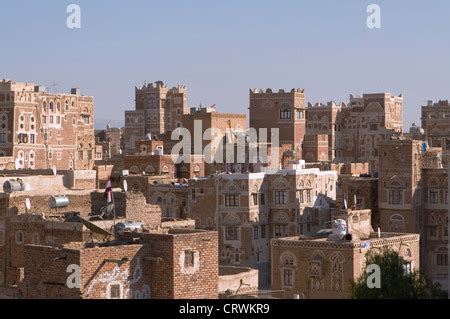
104,178,112,203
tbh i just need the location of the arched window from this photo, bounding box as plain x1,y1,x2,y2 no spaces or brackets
330,253,344,292
389,214,405,232
280,103,291,120
143,165,154,175
49,101,54,112
162,166,169,174
56,101,61,112
309,252,324,291
280,252,296,287
129,166,139,175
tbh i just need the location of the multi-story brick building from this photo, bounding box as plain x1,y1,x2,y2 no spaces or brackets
180,106,247,172
185,164,337,285
23,229,218,299
305,101,343,161
420,152,448,290
124,81,189,154
0,79,95,170
302,134,329,162
95,125,124,160
378,138,423,234
336,175,379,227
421,100,450,156
147,182,188,219
378,138,449,290
271,208,420,299
305,93,403,172
249,88,306,159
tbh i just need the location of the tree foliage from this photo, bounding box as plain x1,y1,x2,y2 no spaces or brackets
352,248,446,299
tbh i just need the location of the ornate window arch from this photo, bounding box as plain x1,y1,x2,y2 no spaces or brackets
280,251,297,288
309,251,325,291
330,252,344,292
272,211,289,224
165,193,177,206
129,166,139,175
224,182,239,194
223,214,241,226
389,214,405,232
272,177,289,190
144,165,155,174
280,252,297,268
152,192,164,205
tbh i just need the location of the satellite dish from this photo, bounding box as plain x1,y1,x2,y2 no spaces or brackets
52,165,57,176
14,159,21,170
123,180,128,192
25,198,31,210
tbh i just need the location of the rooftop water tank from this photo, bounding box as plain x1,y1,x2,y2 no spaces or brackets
3,180,25,193
114,221,144,234
331,219,347,237
48,195,70,209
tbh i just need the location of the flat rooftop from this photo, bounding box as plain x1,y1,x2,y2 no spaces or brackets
273,232,420,249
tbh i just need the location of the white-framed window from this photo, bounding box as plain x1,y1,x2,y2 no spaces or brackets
403,262,412,274
253,226,259,240
260,225,266,239
280,108,291,120
252,193,258,205
283,269,294,287
274,224,288,237
260,193,266,205
225,226,239,241
107,282,123,299
15,231,24,245
388,189,403,205
275,191,288,204
429,190,439,204
436,247,448,266
225,195,239,207
306,190,311,203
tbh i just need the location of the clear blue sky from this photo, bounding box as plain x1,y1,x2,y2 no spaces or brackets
1,0,449,129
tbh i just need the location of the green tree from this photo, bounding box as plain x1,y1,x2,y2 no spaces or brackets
352,248,445,299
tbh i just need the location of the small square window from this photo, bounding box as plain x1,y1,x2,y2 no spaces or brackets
109,284,121,299
184,251,195,268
